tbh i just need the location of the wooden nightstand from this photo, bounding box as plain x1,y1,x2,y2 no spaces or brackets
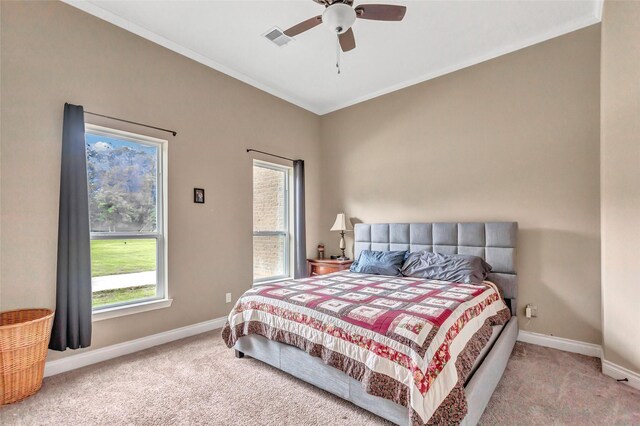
307,259,354,277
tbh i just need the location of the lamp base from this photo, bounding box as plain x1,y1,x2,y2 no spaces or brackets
337,245,349,261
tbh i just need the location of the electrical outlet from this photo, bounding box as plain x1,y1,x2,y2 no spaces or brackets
525,304,538,318
225,293,232,304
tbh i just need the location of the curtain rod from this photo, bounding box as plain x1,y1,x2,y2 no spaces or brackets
84,111,177,136
246,149,298,162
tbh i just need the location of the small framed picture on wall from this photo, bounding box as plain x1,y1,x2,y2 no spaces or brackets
194,188,205,204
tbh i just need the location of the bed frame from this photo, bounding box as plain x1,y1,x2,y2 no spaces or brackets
235,222,519,425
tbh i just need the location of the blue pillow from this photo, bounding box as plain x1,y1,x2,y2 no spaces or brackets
350,250,407,276
401,251,492,284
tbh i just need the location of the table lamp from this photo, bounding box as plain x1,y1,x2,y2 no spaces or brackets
330,213,353,260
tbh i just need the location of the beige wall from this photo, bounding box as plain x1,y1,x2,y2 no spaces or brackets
0,1,321,360
319,25,602,344
0,2,612,360
601,1,640,373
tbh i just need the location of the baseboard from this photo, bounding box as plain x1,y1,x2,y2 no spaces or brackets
517,331,640,390
517,330,603,358
602,359,640,391
44,316,227,377
44,317,640,392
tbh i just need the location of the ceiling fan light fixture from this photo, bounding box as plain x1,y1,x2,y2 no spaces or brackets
322,3,356,34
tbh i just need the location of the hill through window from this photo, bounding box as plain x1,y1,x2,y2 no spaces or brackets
86,125,167,310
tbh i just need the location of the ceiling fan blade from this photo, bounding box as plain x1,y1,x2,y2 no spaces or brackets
284,15,323,37
338,28,356,52
314,0,354,5
355,4,407,21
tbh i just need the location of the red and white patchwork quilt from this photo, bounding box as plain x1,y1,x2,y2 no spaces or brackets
223,271,510,425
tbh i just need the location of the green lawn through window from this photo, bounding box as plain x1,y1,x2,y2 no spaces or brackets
92,285,156,308
91,239,156,277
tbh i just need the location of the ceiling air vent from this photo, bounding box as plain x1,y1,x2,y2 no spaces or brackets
263,27,294,47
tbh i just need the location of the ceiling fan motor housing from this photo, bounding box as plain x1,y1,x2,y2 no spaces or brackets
323,3,356,34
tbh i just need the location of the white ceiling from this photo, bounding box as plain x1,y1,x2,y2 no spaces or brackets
64,0,602,115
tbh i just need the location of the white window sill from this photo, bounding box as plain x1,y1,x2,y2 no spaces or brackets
92,298,173,322
253,277,293,286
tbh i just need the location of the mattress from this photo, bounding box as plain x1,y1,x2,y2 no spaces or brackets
466,323,505,385
223,271,511,425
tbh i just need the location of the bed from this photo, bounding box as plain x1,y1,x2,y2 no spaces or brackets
223,222,518,425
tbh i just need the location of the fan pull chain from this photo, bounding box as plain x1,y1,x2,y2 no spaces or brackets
336,34,341,74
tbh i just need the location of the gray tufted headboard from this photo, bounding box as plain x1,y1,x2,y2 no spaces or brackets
354,222,518,315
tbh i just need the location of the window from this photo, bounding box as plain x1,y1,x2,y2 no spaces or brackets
253,160,292,282
86,124,167,311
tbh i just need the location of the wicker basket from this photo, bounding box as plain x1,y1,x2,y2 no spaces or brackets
0,309,54,405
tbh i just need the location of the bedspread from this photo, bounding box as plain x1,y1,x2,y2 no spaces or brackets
223,271,510,425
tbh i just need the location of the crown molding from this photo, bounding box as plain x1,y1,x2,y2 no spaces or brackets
61,0,322,115
317,14,601,115
63,1,602,116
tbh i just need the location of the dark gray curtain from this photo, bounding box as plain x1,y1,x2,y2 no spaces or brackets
293,160,307,278
49,103,92,351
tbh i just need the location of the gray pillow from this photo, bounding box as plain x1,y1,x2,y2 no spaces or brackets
401,251,492,284
350,250,407,276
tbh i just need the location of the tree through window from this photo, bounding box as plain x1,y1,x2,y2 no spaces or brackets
85,125,167,309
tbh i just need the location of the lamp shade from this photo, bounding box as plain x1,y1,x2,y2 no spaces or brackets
330,213,353,232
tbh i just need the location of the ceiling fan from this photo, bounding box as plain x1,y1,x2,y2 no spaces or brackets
284,0,407,53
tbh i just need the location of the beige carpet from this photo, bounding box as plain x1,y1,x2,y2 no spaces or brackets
1,330,639,425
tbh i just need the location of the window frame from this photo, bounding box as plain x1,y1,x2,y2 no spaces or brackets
252,160,293,284
85,124,169,313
